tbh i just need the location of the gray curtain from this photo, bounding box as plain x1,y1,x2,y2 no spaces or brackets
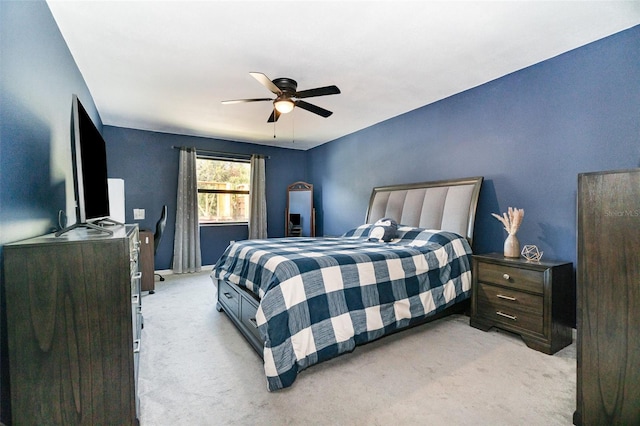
248,154,268,239
172,148,202,273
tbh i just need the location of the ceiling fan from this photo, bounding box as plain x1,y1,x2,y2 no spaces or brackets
222,72,340,122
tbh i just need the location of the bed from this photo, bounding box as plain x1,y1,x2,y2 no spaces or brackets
211,176,483,391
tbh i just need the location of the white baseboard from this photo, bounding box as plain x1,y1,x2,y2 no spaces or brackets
154,264,214,276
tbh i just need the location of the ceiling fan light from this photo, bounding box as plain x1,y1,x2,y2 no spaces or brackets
274,99,295,114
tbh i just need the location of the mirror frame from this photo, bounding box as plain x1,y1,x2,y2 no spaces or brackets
286,181,315,237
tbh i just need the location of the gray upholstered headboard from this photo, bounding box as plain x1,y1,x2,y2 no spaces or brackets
365,176,483,244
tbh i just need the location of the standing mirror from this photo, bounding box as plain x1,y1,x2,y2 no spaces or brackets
286,181,315,237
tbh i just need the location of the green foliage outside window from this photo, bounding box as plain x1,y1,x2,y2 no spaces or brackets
196,158,250,223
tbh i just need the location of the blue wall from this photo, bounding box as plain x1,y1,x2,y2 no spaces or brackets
0,2,102,244
309,25,640,267
0,1,102,423
103,126,308,268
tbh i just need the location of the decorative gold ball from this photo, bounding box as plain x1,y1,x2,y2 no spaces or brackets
521,245,543,261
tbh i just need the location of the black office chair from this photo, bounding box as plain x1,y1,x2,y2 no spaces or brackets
289,213,302,236
154,205,168,282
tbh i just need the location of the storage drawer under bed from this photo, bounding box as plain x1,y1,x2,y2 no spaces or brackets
216,279,264,356
218,280,239,316
240,296,261,343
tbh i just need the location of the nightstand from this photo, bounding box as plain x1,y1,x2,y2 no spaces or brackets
470,253,573,355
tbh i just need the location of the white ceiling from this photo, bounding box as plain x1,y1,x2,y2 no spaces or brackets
47,1,640,151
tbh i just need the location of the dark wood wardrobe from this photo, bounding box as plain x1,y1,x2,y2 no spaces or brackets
574,168,640,424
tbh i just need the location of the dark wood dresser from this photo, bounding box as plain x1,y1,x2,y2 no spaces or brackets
574,169,640,425
3,225,142,425
139,230,155,293
470,253,573,355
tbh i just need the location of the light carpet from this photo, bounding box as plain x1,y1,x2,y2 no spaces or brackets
138,271,576,425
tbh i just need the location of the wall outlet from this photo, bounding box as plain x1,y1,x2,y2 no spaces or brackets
133,208,145,220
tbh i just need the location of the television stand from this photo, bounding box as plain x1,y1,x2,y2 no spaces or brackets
55,218,123,237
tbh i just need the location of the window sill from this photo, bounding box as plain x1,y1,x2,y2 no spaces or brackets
199,222,248,227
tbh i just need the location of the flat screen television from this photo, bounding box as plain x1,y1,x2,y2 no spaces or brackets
56,94,118,236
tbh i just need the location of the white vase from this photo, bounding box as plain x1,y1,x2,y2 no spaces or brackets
504,233,520,258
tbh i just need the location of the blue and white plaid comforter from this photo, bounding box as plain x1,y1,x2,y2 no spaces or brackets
212,225,473,391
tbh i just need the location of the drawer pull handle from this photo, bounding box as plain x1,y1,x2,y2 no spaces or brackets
133,339,141,353
502,273,510,280
497,294,517,301
249,318,258,328
223,292,233,299
496,311,517,321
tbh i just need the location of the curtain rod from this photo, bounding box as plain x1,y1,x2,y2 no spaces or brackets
171,145,270,159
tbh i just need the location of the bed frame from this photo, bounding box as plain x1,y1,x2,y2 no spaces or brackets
215,176,484,356
366,176,483,245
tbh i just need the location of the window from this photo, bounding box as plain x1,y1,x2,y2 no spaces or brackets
196,157,250,224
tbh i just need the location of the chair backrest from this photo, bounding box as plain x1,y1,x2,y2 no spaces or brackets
154,205,168,254
289,213,301,226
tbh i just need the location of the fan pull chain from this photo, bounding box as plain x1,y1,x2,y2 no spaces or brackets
273,109,276,138
291,111,295,144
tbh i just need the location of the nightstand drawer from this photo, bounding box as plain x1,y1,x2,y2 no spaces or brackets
476,282,543,315
477,262,544,294
475,301,544,335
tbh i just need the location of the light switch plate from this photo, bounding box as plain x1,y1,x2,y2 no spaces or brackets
133,208,145,220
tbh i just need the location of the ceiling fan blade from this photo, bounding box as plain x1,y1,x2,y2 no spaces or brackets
295,85,341,99
250,72,282,95
295,100,333,118
221,98,273,104
267,108,281,123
